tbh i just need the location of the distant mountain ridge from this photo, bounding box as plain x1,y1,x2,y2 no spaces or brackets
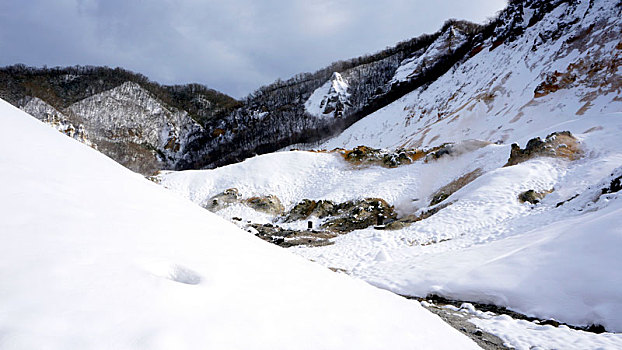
2,0,617,173
0,65,239,174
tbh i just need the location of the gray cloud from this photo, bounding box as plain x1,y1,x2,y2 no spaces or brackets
0,0,506,98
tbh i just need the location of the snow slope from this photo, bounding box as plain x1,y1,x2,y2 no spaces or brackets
321,0,622,150
0,99,479,349
391,25,469,84
20,96,93,147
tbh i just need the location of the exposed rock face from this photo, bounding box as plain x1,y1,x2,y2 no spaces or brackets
20,97,93,147
337,146,425,168
505,131,582,167
602,175,622,195
14,82,205,175
67,82,203,174
244,195,285,216
425,144,455,161
385,201,453,231
305,72,351,118
285,199,337,222
518,189,550,204
391,24,470,84
1,65,241,174
201,189,286,216
321,198,397,233
204,188,242,211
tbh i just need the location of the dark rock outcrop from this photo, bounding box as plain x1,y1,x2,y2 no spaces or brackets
285,199,336,222
429,168,483,206
244,195,285,216
204,188,242,211
518,189,548,204
505,131,581,166
602,175,622,195
321,198,397,233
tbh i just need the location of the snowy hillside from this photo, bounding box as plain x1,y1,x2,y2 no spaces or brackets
321,0,622,150
0,98,483,349
391,25,469,84
20,96,93,147
68,81,203,173
0,65,238,175
151,1,622,347
20,81,203,174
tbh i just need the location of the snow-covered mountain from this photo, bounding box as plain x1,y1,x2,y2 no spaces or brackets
0,66,238,174
66,81,203,174
20,96,93,147
4,0,620,175
321,0,622,150
0,98,483,349
390,24,469,85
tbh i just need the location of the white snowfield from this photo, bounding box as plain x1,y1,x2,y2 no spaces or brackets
159,116,622,334
0,99,480,349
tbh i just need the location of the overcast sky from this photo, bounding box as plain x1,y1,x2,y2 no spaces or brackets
0,0,506,98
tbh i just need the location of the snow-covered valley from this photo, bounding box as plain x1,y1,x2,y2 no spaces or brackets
0,98,484,349
151,1,622,347
2,0,622,348
156,115,622,346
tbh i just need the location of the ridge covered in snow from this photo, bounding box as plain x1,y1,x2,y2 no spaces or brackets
305,72,351,118
391,25,469,84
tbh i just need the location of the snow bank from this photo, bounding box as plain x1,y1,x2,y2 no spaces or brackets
0,99,478,349
448,303,622,349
